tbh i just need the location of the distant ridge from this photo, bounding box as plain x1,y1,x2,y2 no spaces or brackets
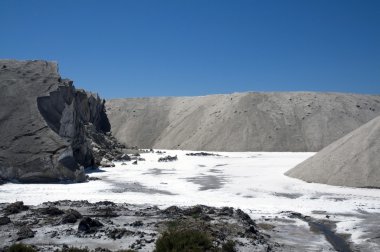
106,92,380,152
285,115,380,188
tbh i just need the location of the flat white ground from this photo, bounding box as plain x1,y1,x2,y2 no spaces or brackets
1,150,379,250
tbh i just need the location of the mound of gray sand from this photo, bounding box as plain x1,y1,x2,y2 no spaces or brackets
285,116,380,188
107,92,380,151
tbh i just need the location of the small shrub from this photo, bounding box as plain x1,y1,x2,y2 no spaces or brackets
7,243,36,252
221,240,236,252
154,228,212,252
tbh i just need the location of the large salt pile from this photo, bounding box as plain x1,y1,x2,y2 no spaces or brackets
286,116,380,188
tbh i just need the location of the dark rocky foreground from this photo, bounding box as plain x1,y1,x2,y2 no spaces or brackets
0,201,275,252
0,60,123,183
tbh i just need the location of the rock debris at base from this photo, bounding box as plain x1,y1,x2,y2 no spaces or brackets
0,200,276,252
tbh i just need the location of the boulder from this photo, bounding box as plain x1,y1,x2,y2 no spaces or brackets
0,216,11,225
61,209,82,224
3,201,29,215
78,217,103,233
17,226,35,240
36,206,64,216
158,155,178,162
99,158,115,167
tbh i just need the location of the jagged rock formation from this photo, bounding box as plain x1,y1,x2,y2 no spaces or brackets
0,60,121,183
107,93,380,151
285,116,380,188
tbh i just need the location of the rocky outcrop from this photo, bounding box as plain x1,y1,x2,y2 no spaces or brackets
0,60,122,183
107,93,380,152
0,201,274,251
285,116,380,188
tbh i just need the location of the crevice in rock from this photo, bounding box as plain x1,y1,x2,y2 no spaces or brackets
12,126,48,141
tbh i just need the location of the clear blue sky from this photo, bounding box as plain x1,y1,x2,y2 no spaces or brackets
1,0,379,98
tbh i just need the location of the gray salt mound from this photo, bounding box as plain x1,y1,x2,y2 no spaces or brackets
286,116,380,188
107,92,380,151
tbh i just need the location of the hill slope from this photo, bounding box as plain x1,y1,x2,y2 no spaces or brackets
285,116,380,188
107,92,380,151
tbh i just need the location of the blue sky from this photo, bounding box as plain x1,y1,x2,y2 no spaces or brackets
1,0,379,98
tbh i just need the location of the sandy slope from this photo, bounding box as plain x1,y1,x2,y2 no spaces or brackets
106,92,380,151
286,115,380,188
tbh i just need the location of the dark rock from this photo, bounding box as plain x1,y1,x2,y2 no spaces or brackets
219,207,234,216
61,213,78,224
207,209,216,215
236,209,255,225
0,216,11,225
95,201,116,206
184,206,203,216
0,60,121,183
88,176,101,181
130,220,143,227
17,226,35,240
163,205,183,216
50,231,58,238
201,215,213,221
36,206,64,216
132,160,138,165
78,217,103,233
246,225,258,234
186,152,220,156
95,207,118,217
94,248,112,252
106,228,134,239
61,209,82,224
4,201,29,215
289,212,303,219
158,155,178,162
114,153,131,161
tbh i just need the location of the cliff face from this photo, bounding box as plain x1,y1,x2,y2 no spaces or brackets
0,60,120,183
107,92,380,152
